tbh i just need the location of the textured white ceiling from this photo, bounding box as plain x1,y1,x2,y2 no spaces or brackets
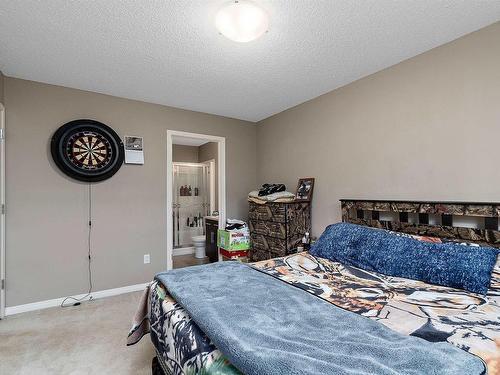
1,1,500,122
172,136,209,147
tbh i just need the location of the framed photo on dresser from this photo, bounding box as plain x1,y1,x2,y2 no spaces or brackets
295,178,314,201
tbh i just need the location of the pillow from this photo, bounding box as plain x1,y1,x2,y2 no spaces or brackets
309,222,499,295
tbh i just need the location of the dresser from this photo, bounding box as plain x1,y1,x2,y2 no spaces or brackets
248,201,311,261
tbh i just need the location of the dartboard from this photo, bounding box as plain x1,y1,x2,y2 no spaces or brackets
51,119,124,182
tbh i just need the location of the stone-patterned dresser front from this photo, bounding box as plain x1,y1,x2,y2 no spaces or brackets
248,201,311,261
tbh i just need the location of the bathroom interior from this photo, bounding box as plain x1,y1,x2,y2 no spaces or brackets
172,138,219,268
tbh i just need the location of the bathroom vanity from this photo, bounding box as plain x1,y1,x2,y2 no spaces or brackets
205,216,219,262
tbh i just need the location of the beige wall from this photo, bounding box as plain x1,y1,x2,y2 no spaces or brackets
172,145,199,163
4,77,257,306
257,22,500,237
199,142,218,163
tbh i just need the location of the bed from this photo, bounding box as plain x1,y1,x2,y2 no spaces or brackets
128,199,500,375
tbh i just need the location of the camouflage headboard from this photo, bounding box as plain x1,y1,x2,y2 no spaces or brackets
340,199,500,249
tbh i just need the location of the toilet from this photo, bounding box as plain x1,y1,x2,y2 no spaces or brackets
192,235,207,259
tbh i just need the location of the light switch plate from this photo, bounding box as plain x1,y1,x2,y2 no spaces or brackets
144,254,150,264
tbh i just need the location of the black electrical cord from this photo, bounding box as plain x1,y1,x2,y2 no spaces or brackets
61,183,93,308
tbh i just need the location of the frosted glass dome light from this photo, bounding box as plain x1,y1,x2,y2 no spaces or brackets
215,1,269,43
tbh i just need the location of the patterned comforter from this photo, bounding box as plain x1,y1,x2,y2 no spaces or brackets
144,252,500,374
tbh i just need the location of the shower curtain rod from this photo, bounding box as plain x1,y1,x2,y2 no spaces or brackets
173,162,211,168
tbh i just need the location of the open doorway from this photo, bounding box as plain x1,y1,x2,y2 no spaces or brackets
166,130,225,270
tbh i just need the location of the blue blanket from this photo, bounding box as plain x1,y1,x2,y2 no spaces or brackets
155,262,486,375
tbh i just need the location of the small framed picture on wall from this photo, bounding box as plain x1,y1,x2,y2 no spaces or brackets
295,178,315,201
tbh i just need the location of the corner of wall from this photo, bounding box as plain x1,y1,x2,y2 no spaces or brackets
254,120,265,186
0,71,5,105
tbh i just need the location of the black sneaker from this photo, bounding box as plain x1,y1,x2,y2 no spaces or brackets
258,183,286,196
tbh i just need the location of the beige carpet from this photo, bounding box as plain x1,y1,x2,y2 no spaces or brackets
0,291,154,374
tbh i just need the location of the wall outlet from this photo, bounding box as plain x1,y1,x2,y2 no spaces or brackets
144,254,150,264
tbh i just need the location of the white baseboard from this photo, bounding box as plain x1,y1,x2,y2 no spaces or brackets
5,282,149,316
173,247,195,256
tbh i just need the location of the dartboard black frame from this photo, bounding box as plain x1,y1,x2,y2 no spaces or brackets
51,119,124,182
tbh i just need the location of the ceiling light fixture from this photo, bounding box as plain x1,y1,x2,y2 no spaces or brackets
215,1,269,43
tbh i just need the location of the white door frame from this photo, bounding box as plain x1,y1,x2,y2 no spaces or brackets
0,103,5,319
166,130,225,270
